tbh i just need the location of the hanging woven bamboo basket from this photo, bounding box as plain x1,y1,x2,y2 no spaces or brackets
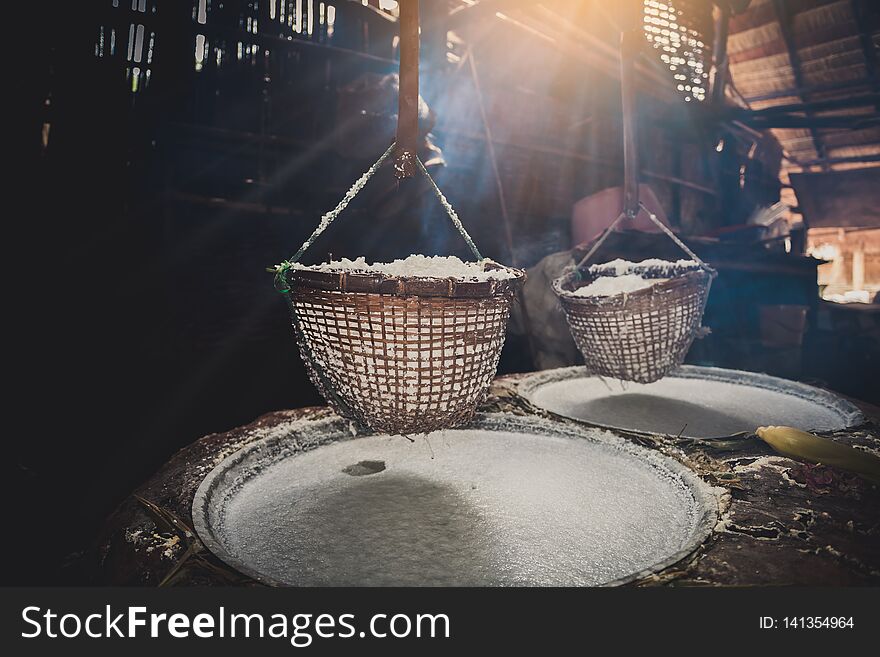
553,24,715,385
283,262,522,435
272,143,524,435
272,1,524,434
553,253,715,384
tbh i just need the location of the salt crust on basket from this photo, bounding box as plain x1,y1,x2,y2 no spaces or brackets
289,254,520,281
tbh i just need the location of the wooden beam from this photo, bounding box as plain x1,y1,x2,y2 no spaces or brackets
791,153,880,167
740,93,880,117
742,77,874,103
741,114,880,128
711,3,732,106
187,22,398,65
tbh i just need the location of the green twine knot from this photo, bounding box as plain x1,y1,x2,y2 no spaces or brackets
272,261,293,294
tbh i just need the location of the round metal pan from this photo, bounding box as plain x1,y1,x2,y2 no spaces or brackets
517,365,864,439
192,413,720,586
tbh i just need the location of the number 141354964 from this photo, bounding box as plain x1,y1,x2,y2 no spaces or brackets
760,616,855,629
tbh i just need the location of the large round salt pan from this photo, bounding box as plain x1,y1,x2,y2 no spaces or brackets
193,415,718,586
519,366,863,439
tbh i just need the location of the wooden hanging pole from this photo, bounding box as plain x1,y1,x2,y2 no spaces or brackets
619,0,643,219
395,0,420,179
620,27,641,220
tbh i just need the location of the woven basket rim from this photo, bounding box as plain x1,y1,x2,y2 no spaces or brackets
286,263,525,298
553,266,715,306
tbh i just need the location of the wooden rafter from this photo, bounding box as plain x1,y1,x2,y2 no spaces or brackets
743,77,874,103
711,2,732,106
772,0,828,168
850,0,878,87
743,93,880,117
793,152,880,167
739,114,880,129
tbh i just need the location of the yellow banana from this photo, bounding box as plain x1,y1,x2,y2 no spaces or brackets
755,426,880,484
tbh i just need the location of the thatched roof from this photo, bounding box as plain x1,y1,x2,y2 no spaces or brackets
726,0,880,172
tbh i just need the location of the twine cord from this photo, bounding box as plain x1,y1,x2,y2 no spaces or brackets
574,201,709,275
273,141,396,292
415,156,483,261
273,142,483,292
271,142,486,426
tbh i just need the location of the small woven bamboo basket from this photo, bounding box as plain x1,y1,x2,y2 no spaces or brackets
273,143,524,435
553,204,715,384
284,265,521,435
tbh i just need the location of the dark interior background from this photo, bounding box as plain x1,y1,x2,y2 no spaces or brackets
10,0,878,584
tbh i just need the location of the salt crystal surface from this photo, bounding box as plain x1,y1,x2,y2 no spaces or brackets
291,254,517,281
216,429,705,586
529,375,849,438
572,274,667,298
590,258,698,276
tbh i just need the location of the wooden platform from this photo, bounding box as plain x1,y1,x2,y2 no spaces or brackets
86,375,880,586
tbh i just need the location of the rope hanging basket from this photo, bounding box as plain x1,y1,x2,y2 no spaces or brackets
554,23,715,384
272,1,525,434
273,143,524,435
553,204,716,385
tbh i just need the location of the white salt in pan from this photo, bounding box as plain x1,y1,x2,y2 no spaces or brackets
290,254,518,281
525,369,857,438
572,274,668,298
210,426,712,586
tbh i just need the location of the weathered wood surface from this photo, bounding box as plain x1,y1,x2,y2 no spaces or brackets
87,375,880,586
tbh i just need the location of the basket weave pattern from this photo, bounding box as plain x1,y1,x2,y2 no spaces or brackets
555,268,713,384
290,284,516,435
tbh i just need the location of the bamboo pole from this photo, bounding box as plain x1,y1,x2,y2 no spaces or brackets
395,0,420,179
620,28,641,219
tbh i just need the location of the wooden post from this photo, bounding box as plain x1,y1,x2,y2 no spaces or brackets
620,27,640,219
395,0,420,179
853,240,865,291
711,2,731,106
